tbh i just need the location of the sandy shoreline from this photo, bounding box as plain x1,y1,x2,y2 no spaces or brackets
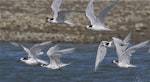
0,0,149,43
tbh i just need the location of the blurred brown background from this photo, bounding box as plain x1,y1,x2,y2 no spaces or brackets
0,0,150,43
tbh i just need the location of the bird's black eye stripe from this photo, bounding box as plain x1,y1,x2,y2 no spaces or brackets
50,18,54,20
42,64,47,66
46,17,53,21
23,57,28,60
115,60,118,62
120,44,124,46
106,43,109,45
89,25,92,27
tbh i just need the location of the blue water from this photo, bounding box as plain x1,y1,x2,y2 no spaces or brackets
0,42,150,82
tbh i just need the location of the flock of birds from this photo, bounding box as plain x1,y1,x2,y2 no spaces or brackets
10,0,150,72
45,0,119,31
10,33,149,72
11,41,75,70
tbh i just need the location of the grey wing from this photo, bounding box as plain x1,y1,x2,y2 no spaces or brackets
85,0,97,25
10,42,20,47
47,44,60,58
122,33,132,49
96,0,119,24
95,44,107,71
112,37,127,62
21,44,32,58
54,47,75,55
30,41,52,56
120,52,131,64
50,53,63,65
56,10,84,21
51,0,62,19
51,47,75,65
121,40,149,64
47,45,60,64
123,33,131,44
39,41,52,46
124,40,149,56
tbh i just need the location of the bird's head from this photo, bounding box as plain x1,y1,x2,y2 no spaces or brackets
86,25,93,29
46,17,54,22
20,57,28,62
41,64,48,67
101,41,113,48
112,60,119,64
101,41,110,47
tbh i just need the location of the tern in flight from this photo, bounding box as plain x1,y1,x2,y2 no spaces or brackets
95,41,112,71
41,45,75,70
46,0,84,26
85,0,119,31
112,37,149,68
20,41,52,65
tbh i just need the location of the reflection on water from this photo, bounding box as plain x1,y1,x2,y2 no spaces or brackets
0,42,150,82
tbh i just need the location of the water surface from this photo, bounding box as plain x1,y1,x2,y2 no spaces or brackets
0,43,150,82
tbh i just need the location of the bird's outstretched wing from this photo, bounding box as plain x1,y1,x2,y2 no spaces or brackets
96,0,119,24
21,44,32,58
47,45,60,57
123,40,149,56
121,32,132,50
85,0,97,25
30,41,52,56
120,40,149,64
95,43,107,71
10,42,20,47
47,45,60,64
51,0,62,19
51,47,75,65
123,33,131,44
56,10,84,21
54,47,75,55
112,37,127,62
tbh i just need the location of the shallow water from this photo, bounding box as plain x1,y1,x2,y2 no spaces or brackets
0,42,150,82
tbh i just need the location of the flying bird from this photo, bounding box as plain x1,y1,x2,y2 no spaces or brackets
41,44,75,70
85,0,119,31
20,41,52,65
95,41,112,71
46,0,84,26
112,37,149,68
